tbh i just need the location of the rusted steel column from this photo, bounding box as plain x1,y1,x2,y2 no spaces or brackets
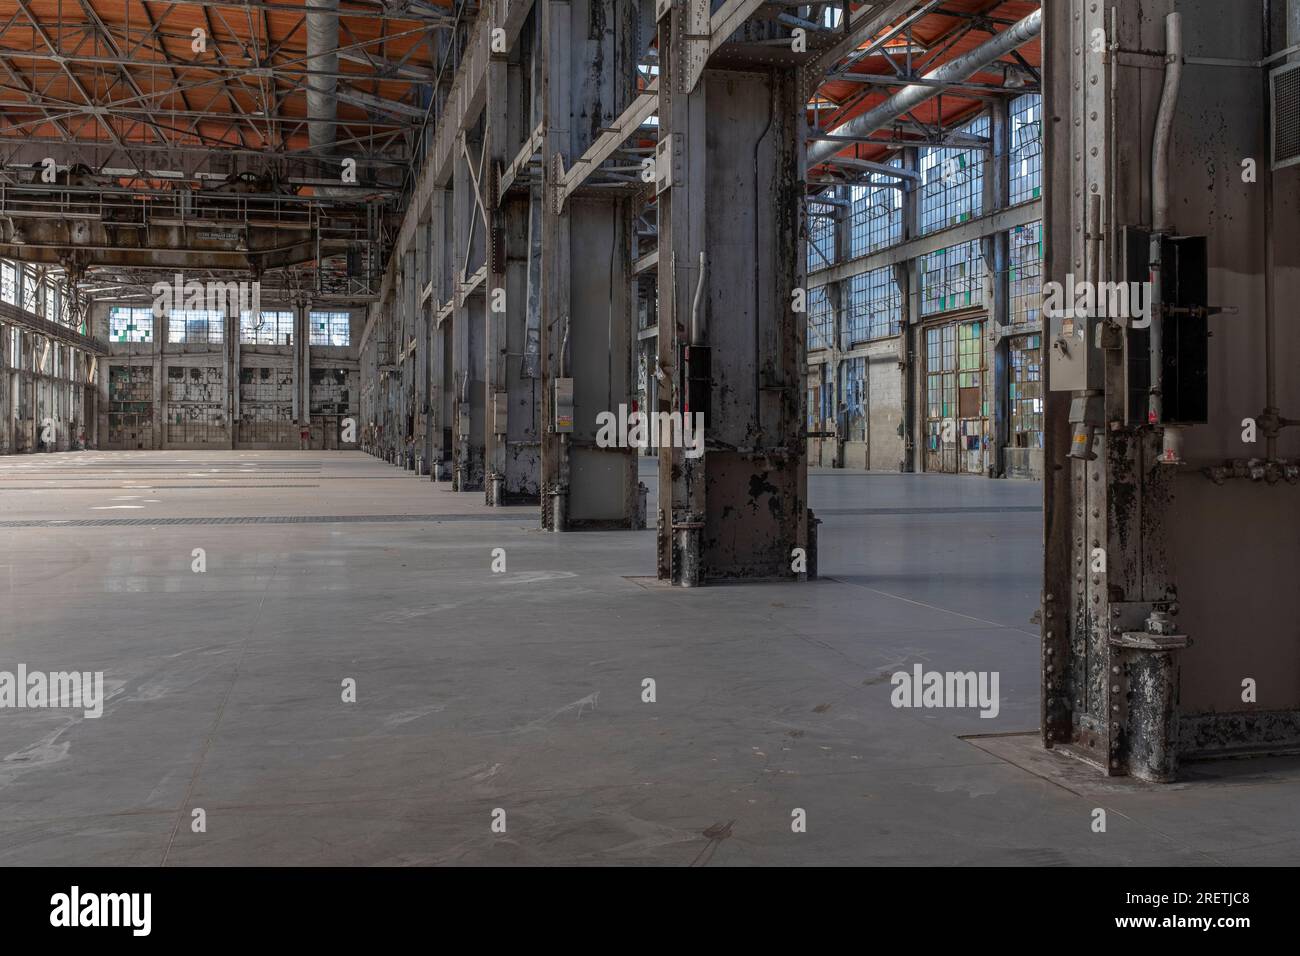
656,4,812,585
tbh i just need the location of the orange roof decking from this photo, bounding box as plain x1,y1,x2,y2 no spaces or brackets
0,0,452,178
809,0,1042,172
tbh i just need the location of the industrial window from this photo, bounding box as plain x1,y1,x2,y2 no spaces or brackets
920,240,985,316
958,320,983,394
806,285,834,352
309,310,351,346
807,379,834,431
925,324,956,420
168,309,225,344
165,366,225,444
848,170,904,258
1009,93,1043,206
840,357,867,442
240,310,295,345
108,307,154,344
919,115,988,235
1,262,14,304
310,367,353,415
22,267,38,312
1009,333,1044,448
807,199,838,273
844,266,902,344
108,364,153,447
1009,220,1043,326
44,283,58,324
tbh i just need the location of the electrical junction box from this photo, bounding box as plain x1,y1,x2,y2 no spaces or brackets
655,134,681,195
492,391,508,436
1048,310,1101,392
554,377,574,433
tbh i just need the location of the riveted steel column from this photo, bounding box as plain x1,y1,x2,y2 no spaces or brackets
657,2,812,585
539,0,642,531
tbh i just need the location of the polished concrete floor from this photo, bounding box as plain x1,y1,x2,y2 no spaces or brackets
1,450,1297,866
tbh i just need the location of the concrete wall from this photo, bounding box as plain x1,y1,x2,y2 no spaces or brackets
816,344,907,471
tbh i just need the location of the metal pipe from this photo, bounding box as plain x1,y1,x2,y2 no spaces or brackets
559,314,570,379
679,518,702,587
306,0,340,155
1259,0,1300,457
1264,119,1278,458
551,486,567,533
1291,0,1300,62
1148,13,1183,429
1151,13,1183,236
307,0,357,200
689,251,706,346
1068,196,1104,461
806,8,1043,168
8,372,17,453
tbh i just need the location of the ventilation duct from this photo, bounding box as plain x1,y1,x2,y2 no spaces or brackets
306,0,339,157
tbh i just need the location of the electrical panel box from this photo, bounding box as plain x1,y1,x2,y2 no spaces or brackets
492,391,508,436
554,377,574,433
1047,307,1102,393
655,134,680,195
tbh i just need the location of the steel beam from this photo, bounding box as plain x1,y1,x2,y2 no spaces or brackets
451,124,488,491
555,81,657,207
360,4,494,354
484,25,541,504
808,198,1041,288
539,0,643,532
656,3,812,585
807,7,1043,167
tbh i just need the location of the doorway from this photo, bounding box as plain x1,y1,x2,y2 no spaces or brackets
924,316,987,474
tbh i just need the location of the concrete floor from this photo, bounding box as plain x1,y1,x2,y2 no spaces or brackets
1,450,1297,866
